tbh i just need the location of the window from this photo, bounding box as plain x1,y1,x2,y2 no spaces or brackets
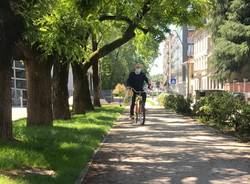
14,60,25,68
15,69,25,79
16,80,26,89
187,44,194,57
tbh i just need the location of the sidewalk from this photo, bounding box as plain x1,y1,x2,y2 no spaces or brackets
82,108,250,184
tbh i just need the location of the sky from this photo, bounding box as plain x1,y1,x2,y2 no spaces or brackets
149,41,165,76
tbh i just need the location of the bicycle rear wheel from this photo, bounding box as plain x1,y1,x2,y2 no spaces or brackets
139,103,146,125
135,104,139,124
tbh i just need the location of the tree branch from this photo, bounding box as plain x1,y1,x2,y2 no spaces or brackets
137,25,149,34
83,0,152,69
99,15,133,25
83,24,137,69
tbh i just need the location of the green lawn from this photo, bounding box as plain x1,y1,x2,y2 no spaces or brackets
0,105,123,184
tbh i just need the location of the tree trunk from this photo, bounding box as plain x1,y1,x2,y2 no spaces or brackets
72,63,94,114
0,0,24,139
91,34,101,107
52,61,71,120
92,60,101,107
0,56,12,139
24,54,53,126
82,69,94,111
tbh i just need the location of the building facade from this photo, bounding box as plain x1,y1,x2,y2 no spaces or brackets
163,26,195,97
190,29,224,98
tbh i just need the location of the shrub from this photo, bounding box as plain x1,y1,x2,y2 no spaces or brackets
163,94,191,114
193,91,250,133
232,103,250,133
175,94,192,114
164,94,176,109
157,93,169,105
112,83,126,97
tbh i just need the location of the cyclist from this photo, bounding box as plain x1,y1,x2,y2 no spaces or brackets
127,63,150,120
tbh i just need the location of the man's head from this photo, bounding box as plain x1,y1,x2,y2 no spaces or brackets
134,63,142,75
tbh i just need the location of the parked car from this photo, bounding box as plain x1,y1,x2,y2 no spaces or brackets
195,90,223,101
231,92,245,101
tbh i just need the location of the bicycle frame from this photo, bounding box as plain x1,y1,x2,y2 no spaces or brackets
130,88,146,125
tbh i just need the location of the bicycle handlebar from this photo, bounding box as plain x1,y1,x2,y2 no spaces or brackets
128,87,146,94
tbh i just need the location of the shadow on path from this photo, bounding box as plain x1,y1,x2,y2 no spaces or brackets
83,107,250,184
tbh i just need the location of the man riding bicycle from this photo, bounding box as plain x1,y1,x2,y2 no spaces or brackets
127,63,150,120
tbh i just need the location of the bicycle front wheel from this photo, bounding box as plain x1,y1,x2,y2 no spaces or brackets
139,104,146,125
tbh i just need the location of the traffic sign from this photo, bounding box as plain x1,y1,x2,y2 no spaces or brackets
170,78,176,84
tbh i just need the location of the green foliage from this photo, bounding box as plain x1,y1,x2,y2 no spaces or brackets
100,38,156,90
210,0,250,79
163,94,192,114
193,92,250,133
18,0,211,62
0,105,123,184
238,104,250,132
157,92,169,106
18,0,89,61
193,92,237,123
151,74,164,83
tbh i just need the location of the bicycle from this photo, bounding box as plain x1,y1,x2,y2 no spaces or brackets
130,88,146,125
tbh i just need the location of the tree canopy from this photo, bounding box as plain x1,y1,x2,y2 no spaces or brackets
210,0,250,79
16,0,211,64
100,33,158,90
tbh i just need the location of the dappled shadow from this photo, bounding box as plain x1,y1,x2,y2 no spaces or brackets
83,108,250,184
0,107,121,184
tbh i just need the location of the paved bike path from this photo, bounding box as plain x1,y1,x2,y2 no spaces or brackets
83,108,250,184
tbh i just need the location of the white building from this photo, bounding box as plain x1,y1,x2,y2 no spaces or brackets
191,29,224,97
163,26,195,97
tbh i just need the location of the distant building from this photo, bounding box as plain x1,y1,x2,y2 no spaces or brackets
163,26,195,97
190,29,224,98
11,60,93,107
12,60,27,107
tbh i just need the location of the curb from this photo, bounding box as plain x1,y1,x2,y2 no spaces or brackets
75,113,126,184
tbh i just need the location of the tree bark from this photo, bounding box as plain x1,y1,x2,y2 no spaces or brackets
92,61,101,107
82,69,94,111
0,55,12,139
24,52,53,126
52,61,71,120
0,0,24,139
72,63,94,114
92,35,101,107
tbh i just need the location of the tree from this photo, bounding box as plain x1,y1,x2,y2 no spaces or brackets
100,34,158,90
15,0,210,124
52,60,71,120
151,74,164,83
80,0,210,100
91,34,101,107
0,0,23,139
17,0,90,124
210,0,250,80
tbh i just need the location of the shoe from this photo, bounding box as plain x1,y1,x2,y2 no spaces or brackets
130,115,134,120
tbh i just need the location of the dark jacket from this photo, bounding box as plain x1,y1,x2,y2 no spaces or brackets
127,72,149,91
